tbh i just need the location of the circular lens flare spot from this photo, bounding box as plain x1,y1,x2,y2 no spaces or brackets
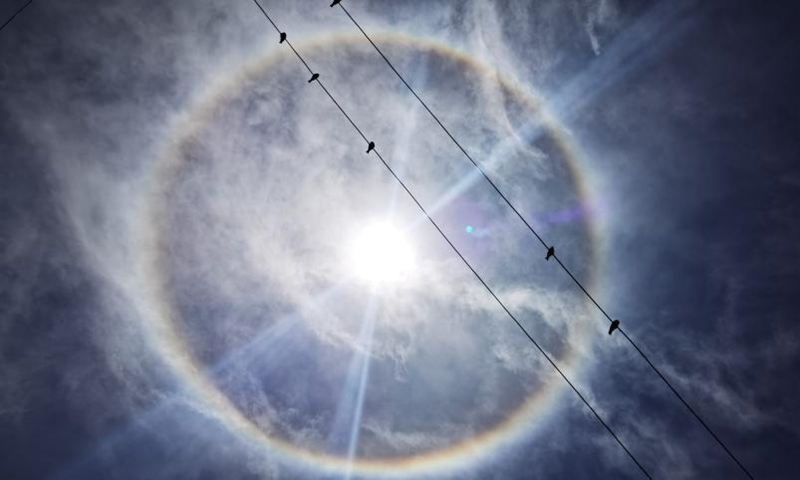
350,222,415,285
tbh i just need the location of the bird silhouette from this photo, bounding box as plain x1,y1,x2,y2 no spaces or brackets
279,32,286,44
545,246,555,261
608,319,620,335
308,73,319,83
366,141,375,154
330,0,342,6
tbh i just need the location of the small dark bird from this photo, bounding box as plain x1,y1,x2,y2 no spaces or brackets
545,246,555,261
330,0,342,6
279,32,286,44
308,73,319,83
366,141,375,154
608,319,620,335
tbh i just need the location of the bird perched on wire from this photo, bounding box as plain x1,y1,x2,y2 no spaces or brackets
330,0,342,6
545,246,555,261
279,32,286,43
608,319,620,335
308,73,319,83
366,141,375,154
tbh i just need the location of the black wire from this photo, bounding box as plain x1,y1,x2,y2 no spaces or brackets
0,0,32,34
366,147,652,480
618,329,755,479
249,1,651,477
334,3,755,479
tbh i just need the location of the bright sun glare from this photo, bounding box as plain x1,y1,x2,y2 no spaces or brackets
350,222,415,285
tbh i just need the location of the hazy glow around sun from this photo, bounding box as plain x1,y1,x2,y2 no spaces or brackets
349,222,415,285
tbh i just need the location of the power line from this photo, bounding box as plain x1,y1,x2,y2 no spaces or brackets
249,1,651,478
0,0,33,34
332,3,755,479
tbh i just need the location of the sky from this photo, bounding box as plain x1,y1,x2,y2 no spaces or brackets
1,0,800,479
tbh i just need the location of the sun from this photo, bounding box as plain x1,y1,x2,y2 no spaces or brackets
349,222,415,285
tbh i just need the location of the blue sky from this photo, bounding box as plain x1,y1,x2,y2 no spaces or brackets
1,1,799,479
